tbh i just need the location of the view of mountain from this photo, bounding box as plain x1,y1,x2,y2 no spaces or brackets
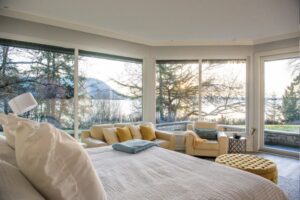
81,78,125,100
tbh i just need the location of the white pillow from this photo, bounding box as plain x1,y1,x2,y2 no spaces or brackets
0,160,45,200
15,121,107,200
103,127,119,144
0,113,34,149
0,135,17,167
128,125,142,139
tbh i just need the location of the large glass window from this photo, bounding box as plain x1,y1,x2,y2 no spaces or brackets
0,41,75,132
78,51,143,129
156,60,199,130
201,60,246,130
264,57,300,152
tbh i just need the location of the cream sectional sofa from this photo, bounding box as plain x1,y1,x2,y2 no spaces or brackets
81,122,176,150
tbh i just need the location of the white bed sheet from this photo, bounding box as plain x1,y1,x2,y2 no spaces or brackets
87,146,287,200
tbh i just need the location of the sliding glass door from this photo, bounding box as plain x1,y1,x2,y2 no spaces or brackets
263,56,300,153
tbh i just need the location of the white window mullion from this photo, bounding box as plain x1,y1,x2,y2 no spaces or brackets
74,48,79,140
198,59,202,121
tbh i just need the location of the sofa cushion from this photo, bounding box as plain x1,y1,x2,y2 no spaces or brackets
82,137,108,148
153,139,170,149
114,123,131,128
128,125,142,139
194,140,219,150
116,127,133,142
0,160,45,200
90,124,114,141
195,128,218,140
103,128,119,145
140,125,156,141
15,121,107,200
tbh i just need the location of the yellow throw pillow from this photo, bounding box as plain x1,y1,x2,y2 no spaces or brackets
140,125,156,141
116,127,133,142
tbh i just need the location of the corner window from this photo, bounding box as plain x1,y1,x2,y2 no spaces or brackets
0,40,75,132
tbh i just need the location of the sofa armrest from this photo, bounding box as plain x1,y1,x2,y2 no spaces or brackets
80,130,91,139
82,137,108,148
217,132,228,155
184,131,197,155
155,130,176,150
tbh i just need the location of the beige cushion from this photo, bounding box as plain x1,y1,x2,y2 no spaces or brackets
194,121,217,129
103,128,119,145
90,124,114,141
128,125,142,139
114,123,131,128
15,121,107,200
82,137,108,148
140,122,155,129
0,135,17,167
194,140,219,150
0,160,45,200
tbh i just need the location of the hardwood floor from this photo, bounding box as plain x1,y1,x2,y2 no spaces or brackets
255,152,300,181
254,152,300,200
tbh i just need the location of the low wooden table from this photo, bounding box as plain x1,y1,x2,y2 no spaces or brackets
215,154,278,184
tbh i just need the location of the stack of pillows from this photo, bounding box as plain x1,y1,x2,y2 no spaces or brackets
102,124,157,145
0,113,107,200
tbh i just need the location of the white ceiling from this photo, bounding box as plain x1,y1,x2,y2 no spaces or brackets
0,0,299,46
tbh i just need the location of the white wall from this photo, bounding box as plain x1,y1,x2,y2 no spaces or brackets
0,16,299,152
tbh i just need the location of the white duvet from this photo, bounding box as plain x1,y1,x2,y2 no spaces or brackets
87,146,287,200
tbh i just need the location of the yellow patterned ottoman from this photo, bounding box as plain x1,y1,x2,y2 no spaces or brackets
215,154,278,184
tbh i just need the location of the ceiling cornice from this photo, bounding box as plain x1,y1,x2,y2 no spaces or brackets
0,9,299,47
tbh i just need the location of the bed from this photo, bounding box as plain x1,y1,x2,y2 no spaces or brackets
0,133,287,200
87,146,287,200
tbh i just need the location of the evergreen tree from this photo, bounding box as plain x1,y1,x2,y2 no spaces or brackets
282,74,300,123
266,93,282,123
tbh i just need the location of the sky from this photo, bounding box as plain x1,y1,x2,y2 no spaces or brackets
265,58,299,97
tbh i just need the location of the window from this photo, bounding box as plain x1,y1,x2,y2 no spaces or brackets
78,51,143,129
156,60,199,128
264,57,300,152
201,60,247,129
0,39,75,132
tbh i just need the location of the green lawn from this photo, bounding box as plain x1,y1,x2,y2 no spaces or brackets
265,125,299,132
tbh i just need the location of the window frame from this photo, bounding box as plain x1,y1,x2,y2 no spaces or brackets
200,59,249,133
77,49,144,130
155,58,250,136
259,50,299,157
0,38,144,139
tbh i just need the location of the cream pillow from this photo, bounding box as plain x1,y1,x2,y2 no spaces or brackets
103,127,119,145
0,135,17,167
128,125,142,139
0,160,45,200
0,113,31,149
15,121,107,200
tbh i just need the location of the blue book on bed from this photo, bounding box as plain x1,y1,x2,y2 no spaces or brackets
112,139,158,154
